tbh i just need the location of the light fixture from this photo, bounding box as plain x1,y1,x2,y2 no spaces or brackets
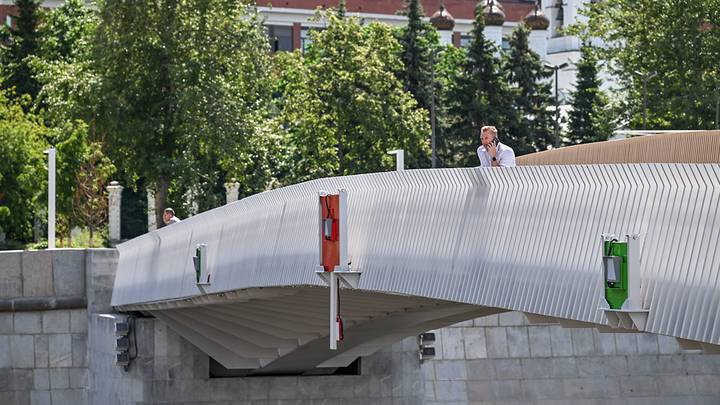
418,332,437,361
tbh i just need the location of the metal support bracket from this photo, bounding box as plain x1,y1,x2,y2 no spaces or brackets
602,308,650,330
315,266,362,289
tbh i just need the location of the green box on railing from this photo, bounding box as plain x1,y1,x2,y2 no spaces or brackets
604,240,628,309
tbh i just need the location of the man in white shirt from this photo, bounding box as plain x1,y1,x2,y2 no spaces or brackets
476,125,516,167
162,208,181,226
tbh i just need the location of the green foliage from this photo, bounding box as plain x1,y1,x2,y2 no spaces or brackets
27,1,112,243
566,45,613,145
569,0,720,129
72,139,114,247
48,121,115,243
1,0,42,100
37,0,95,61
396,0,437,112
92,0,275,221
432,44,466,168
504,24,553,153
443,5,514,167
0,91,47,242
274,13,430,183
29,0,98,126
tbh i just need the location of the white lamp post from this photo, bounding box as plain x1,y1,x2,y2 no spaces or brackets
44,148,56,249
387,149,405,171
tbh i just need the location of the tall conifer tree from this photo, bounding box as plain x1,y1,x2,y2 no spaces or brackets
504,24,553,154
566,44,613,145
1,0,41,99
444,2,512,166
397,0,434,112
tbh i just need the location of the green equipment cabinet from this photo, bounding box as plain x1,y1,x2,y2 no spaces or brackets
193,243,211,286
603,239,628,309
601,234,649,330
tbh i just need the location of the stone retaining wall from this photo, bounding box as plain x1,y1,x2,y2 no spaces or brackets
0,249,117,405
3,249,720,404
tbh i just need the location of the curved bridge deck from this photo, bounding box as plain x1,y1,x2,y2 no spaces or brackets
112,164,720,373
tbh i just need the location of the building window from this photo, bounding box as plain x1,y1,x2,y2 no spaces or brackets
460,34,472,48
267,25,292,52
5,15,12,27
553,0,566,38
301,27,325,53
301,28,311,52
501,37,510,51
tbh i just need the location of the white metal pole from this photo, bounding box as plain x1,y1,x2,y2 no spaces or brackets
387,149,404,171
329,271,337,350
625,234,642,310
45,148,56,249
338,189,348,269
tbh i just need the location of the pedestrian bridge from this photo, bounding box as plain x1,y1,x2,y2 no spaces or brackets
111,160,720,374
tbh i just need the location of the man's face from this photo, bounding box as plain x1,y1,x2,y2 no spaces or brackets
163,211,172,224
481,130,495,146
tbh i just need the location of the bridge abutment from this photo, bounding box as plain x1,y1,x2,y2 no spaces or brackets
1,249,719,404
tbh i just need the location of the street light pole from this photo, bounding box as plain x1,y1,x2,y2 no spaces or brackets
635,71,657,130
430,50,437,168
544,62,568,148
387,149,405,171
715,85,719,130
44,148,56,249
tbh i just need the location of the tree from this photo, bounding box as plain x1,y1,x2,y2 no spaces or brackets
0,90,46,244
29,0,108,244
45,120,115,245
569,0,720,129
432,44,466,168
1,0,42,100
565,44,613,145
72,141,114,247
397,0,436,112
36,0,94,61
29,1,98,129
504,24,553,154
274,12,430,183
92,0,275,225
444,4,514,167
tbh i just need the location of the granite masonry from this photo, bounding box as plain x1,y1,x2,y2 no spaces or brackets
1,248,719,404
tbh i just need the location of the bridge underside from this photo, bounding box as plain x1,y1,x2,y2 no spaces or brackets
123,286,502,374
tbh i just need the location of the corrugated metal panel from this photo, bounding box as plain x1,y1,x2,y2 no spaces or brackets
517,130,720,165
112,164,720,345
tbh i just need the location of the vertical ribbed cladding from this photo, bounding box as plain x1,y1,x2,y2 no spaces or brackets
682,165,716,340
698,165,720,343
517,131,720,165
113,165,720,346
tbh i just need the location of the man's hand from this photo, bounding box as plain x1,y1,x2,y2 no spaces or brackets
485,143,497,158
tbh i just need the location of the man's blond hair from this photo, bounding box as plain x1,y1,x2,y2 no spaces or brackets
480,126,497,136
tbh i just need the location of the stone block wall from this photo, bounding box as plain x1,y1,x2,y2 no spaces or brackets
89,313,424,405
423,312,720,404
0,250,86,300
0,248,117,405
0,309,89,405
5,248,720,404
